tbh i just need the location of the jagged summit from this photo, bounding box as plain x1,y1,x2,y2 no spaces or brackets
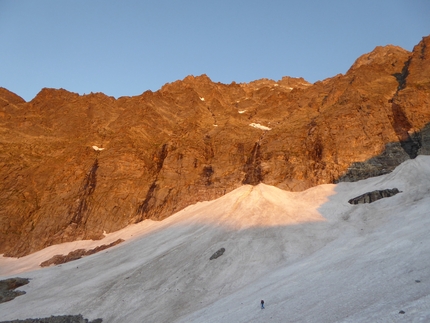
348,44,410,71
0,35,430,257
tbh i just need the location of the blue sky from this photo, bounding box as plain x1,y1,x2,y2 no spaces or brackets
0,0,429,101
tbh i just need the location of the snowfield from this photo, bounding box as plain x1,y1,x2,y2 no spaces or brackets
1,156,430,322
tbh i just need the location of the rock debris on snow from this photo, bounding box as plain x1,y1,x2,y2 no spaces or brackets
0,278,29,304
348,188,400,204
0,314,102,323
209,248,225,260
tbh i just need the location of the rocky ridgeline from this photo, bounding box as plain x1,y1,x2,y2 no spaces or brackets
1,36,430,257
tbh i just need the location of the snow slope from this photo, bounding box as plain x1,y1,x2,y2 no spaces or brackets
1,156,430,323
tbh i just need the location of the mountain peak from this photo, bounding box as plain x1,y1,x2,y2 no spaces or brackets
348,44,410,72
0,87,26,105
1,35,430,257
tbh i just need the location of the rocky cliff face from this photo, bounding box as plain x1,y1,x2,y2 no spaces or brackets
1,36,429,257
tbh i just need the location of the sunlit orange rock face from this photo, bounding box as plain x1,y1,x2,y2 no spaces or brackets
1,36,429,257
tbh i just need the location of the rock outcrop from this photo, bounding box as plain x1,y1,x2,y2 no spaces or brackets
0,278,29,304
1,36,430,257
0,315,102,323
209,248,226,260
348,188,401,204
39,239,124,267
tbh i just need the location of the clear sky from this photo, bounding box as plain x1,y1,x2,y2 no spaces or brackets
0,0,429,101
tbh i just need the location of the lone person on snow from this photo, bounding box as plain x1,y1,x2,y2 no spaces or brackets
261,300,265,309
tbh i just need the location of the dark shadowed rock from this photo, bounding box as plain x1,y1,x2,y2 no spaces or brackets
0,315,102,323
348,188,401,204
0,278,29,304
337,124,430,183
210,248,225,260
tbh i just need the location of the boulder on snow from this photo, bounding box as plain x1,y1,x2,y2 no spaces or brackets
0,277,29,304
210,248,225,260
348,188,401,204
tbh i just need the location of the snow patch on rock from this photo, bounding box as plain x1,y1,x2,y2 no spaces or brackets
249,123,271,131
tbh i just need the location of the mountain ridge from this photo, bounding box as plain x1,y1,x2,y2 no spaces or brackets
1,35,429,257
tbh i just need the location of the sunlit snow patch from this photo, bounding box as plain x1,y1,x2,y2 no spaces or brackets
249,123,271,130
